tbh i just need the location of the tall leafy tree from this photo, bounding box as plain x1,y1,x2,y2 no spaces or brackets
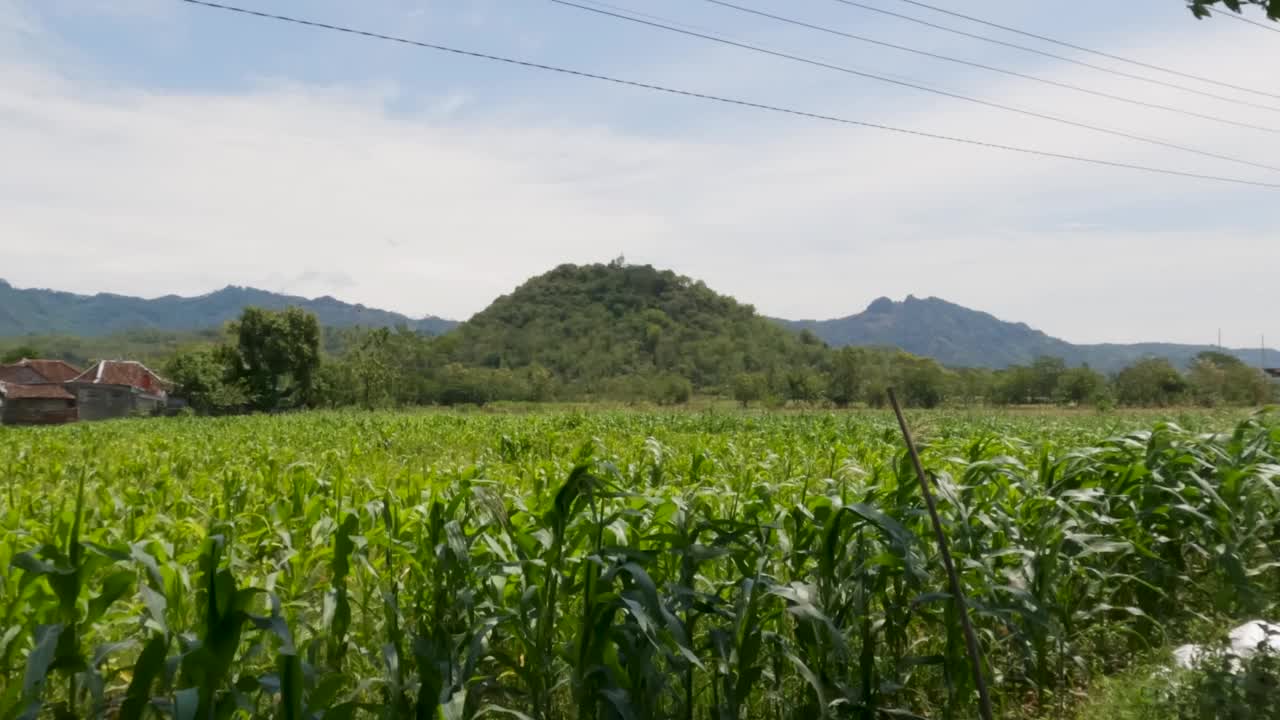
1188,351,1271,406
226,307,321,411
991,365,1037,405
896,356,949,408
732,372,769,407
164,347,247,414
1054,365,1106,405
825,348,864,408
1029,356,1067,400
1113,358,1188,406
349,328,395,408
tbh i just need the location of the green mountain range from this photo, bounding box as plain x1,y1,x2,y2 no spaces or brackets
0,279,456,337
778,295,1276,373
2,275,1274,373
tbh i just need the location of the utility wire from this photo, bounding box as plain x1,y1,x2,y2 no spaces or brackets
176,0,1280,189
586,0,957,88
829,0,1280,114
703,0,1279,135
1207,6,1280,34
892,0,1280,100
549,0,1280,173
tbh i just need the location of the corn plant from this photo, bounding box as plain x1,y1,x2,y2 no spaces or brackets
0,408,1273,719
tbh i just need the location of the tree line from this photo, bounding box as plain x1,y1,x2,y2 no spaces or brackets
161,306,1277,413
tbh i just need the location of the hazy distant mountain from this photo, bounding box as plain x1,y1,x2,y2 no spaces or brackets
777,295,1277,373
0,279,457,337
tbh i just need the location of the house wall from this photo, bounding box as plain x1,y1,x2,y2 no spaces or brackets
0,398,77,425
134,395,165,415
72,385,167,420
74,385,137,421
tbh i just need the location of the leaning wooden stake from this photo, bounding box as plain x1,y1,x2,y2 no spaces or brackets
888,389,994,720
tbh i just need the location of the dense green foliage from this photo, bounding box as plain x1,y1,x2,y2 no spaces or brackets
0,324,398,371
1188,352,1274,407
448,262,829,392
0,279,454,338
973,352,1273,409
305,265,1276,410
225,307,322,411
0,409,1275,719
170,329,1275,416
0,329,224,370
1113,359,1190,407
162,308,322,414
1078,643,1280,720
23,265,1274,412
0,346,40,364
1156,649,1280,719
162,348,248,414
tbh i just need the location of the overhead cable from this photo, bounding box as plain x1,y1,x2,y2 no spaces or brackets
177,0,1280,189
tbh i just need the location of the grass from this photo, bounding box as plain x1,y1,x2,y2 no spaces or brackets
1069,661,1172,720
0,407,1274,719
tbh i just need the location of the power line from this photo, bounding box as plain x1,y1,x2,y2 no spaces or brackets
549,0,1280,173
892,0,1280,100
1207,7,1280,34
702,0,1280,135
829,0,1280,114
583,0,959,89
176,0,1280,189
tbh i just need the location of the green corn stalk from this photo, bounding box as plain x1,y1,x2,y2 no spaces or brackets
325,513,358,668
4,467,135,720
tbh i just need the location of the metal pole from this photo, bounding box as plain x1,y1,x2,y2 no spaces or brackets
888,389,995,720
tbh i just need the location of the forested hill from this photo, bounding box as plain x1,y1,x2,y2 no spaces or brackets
445,262,828,390
0,279,457,337
778,295,1275,373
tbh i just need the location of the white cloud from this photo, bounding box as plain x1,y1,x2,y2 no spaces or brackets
0,5,1276,347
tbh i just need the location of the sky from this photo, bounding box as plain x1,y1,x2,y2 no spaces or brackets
0,0,1277,346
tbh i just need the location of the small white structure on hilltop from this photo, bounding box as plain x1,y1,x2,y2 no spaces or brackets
1173,620,1280,670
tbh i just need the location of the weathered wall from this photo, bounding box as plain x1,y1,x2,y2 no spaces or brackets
134,395,164,415
74,385,137,421
0,398,77,425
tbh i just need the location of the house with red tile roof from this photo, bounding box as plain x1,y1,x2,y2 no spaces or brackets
0,381,78,425
19,359,84,383
0,358,84,425
0,358,84,384
67,360,173,421
0,363,46,385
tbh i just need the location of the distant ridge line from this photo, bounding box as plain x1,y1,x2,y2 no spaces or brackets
774,295,1278,372
3,278,1275,372
0,281,459,337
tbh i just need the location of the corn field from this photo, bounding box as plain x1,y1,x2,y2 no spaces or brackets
0,409,1277,719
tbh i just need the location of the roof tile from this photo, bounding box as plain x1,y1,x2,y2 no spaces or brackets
72,360,172,393
21,359,83,383
0,359,83,384
0,382,75,400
